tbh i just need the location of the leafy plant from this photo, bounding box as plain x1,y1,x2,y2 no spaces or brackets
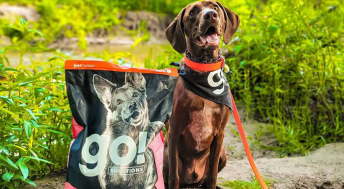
2,18,46,64
0,56,71,188
0,18,71,188
225,0,344,155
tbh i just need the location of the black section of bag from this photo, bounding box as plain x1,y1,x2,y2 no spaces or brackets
65,70,176,189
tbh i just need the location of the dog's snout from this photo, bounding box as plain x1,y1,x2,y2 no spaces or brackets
132,111,139,118
204,9,218,21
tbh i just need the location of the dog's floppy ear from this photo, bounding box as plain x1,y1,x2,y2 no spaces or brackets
165,8,187,53
126,73,146,90
216,2,240,44
93,74,116,107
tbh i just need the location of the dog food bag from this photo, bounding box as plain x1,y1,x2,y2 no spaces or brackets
64,60,177,189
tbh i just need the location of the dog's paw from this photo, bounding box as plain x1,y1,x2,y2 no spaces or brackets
146,121,164,142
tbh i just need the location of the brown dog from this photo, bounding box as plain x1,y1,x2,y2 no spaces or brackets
163,1,239,189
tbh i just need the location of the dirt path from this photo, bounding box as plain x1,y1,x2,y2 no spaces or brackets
219,119,344,189
219,143,344,188
24,121,344,189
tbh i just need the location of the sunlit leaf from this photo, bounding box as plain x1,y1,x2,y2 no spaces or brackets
0,106,20,122
8,144,27,152
26,109,38,120
239,61,247,68
19,18,28,26
1,172,14,182
0,145,10,155
16,158,29,179
4,67,18,72
28,29,44,37
0,96,14,105
47,129,67,136
47,107,63,112
30,120,40,128
234,45,242,54
268,25,279,33
6,135,17,143
23,156,53,164
0,155,18,169
23,121,32,138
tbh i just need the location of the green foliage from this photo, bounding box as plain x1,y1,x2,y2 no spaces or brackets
0,0,121,47
0,19,71,188
2,18,46,63
226,0,344,155
101,0,194,14
0,0,343,187
0,60,71,188
0,0,193,47
143,45,182,69
35,0,120,47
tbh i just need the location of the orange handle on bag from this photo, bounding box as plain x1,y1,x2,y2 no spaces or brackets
230,92,268,189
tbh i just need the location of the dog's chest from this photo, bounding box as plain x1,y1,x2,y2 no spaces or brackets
181,109,218,153
174,80,226,153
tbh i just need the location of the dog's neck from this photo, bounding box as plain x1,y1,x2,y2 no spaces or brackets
185,48,221,63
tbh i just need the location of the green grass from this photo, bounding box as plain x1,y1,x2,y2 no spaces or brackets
220,179,272,189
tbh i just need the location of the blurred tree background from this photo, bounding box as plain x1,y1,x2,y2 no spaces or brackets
0,0,343,188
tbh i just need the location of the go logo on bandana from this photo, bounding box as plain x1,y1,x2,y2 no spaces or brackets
207,70,226,95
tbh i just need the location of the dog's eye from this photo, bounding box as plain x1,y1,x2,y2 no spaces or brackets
117,99,123,104
132,92,138,97
189,10,194,16
189,7,199,17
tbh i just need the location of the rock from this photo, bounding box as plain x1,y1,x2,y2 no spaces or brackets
0,3,40,22
121,11,173,39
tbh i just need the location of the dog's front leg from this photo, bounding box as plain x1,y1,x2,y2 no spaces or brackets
208,133,224,189
168,126,180,189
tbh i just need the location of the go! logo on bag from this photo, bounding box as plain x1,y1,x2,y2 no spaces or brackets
78,132,147,177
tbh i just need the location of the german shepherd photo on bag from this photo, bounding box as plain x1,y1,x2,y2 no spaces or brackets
91,73,163,189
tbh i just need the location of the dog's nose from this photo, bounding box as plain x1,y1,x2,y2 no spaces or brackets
129,103,137,111
204,9,218,21
132,111,139,118
192,171,198,180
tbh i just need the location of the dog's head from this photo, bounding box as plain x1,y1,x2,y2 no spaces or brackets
93,73,148,128
166,0,239,53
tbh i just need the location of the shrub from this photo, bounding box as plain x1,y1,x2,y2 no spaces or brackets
0,19,71,188
226,0,344,155
0,57,71,188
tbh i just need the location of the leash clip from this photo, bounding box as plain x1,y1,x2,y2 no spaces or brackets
179,63,186,75
170,61,186,75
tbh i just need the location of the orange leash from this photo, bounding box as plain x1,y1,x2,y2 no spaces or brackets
229,91,268,189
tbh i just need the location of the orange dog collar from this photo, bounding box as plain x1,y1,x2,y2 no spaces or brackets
182,57,224,72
